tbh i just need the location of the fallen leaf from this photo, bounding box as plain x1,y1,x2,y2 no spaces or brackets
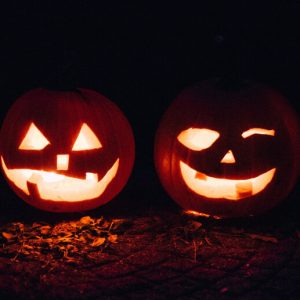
91,237,105,247
77,236,87,243
101,221,110,229
32,223,43,228
111,219,128,229
248,233,278,243
40,226,51,235
58,237,73,243
80,216,93,225
95,217,104,225
70,222,78,227
204,237,213,246
190,221,202,230
12,223,24,232
23,244,34,250
108,235,118,243
185,221,202,232
2,232,16,241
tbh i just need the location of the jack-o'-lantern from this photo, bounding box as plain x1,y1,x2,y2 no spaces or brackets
0,88,135,212
154,79,300,218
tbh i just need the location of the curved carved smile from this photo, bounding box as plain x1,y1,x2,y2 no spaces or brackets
180,161,276,200
1,156,119,202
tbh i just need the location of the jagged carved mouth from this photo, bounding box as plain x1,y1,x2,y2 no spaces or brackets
179,161,276,200
1,156,119,202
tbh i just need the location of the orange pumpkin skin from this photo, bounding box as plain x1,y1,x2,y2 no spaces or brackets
0,88,135,212
154,80,300,218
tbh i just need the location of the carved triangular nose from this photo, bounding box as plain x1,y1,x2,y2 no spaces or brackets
220,150,236,164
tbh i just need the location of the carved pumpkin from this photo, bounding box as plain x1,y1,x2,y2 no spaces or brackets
0,88,135,212
154,80,300,218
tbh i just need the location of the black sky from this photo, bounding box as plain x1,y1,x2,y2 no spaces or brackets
0,2,299,208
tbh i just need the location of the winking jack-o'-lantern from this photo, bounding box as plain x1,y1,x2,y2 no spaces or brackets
154,80,300,218
0,88,135,212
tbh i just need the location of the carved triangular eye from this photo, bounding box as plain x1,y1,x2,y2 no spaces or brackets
72,123,102,151
19,123,50,150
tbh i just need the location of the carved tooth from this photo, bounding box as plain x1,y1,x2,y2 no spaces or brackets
27,181,41,198
86,173,98,182
195,171,207,180
28,172,43,184
235,181,253,197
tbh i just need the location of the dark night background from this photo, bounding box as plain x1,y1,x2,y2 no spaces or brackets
0,2,299,215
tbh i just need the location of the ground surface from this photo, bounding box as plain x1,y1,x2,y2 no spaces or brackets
0,186,299,300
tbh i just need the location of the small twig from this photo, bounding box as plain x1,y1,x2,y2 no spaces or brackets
193,240,197,262
11,241,25,261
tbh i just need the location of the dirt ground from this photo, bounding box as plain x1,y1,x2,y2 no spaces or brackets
0,185,300,300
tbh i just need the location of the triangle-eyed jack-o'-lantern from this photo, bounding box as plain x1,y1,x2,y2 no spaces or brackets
0,88,135,212
154,80,300,218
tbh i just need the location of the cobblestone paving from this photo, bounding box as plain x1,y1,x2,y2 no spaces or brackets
0,204,299,300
